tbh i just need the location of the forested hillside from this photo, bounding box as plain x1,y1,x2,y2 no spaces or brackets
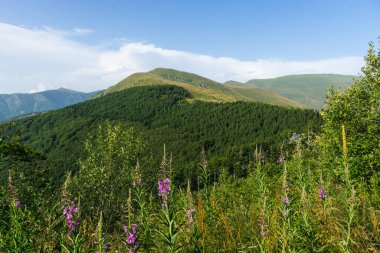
1,85,321,187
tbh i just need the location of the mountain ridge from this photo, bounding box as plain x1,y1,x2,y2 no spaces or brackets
228,73,356,109
0,88,100,122
99,68,306,108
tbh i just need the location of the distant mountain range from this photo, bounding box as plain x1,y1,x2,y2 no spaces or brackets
226,74,355,109
0,88,99,122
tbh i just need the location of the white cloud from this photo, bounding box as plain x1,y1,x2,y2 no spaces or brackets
0,22,364,94
28,83,54,93
73,28,94,35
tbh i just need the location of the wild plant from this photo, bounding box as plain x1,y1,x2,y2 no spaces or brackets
339,124,358,252
60,174,84,253
94,212,110,253
0,172,36,252
124,224,140,253
131,160,155,251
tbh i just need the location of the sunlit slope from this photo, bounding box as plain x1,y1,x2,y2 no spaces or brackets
245,74,355,109
99,68,305,107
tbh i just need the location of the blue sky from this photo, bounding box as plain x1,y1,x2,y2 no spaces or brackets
0,0,379,93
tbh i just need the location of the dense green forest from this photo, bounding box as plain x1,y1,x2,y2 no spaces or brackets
0,43,379,253
1,85,321,189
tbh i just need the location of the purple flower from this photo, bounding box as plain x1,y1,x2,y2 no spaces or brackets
69,205,78,213
319,188,326,200
284,196,289,205
63,204,80,237
103,245,110,252
15,199,21,208
124,224,139,252
132,224,138,233
258,216,268,237
127,233,137,245
158,178,171,208
187,208,196,224
282,210,288,216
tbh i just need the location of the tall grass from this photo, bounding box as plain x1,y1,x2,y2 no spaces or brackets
0,131,379,252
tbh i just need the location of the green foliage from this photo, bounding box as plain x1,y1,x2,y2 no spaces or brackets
320,42,380,187
72,121,143,228
0,124,379,252
1,85,321,190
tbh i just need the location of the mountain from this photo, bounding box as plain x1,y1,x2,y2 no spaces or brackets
0,88,100,122
1,85,321,187
99,68,306,108
235,74,355,109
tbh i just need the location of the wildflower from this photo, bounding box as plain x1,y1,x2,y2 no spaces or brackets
63,204,80,237
187,208,196,224
124,224,139,252
279,155,285,164
103,245,110,252
284,196,289,205
282,210,288,216
260,223,268,237
15,199,21,208
158,178,171,208
258,215,268,237
318,188,326,200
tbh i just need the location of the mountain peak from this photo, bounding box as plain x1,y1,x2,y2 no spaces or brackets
56,87,79,93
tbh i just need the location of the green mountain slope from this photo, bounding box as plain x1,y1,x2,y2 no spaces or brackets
0,88,99,122
1,85,321,186
224,85,306,108
243,74,355,109
100,68,305,107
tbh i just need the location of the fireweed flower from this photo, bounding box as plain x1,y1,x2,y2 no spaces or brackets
284,196,289,205
258,215,268,237
124,224,139,252
260,223,268,237
187,208,196,224
158,178,171,208
15,199,21,208
63,204,80,237
319,188,327,200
